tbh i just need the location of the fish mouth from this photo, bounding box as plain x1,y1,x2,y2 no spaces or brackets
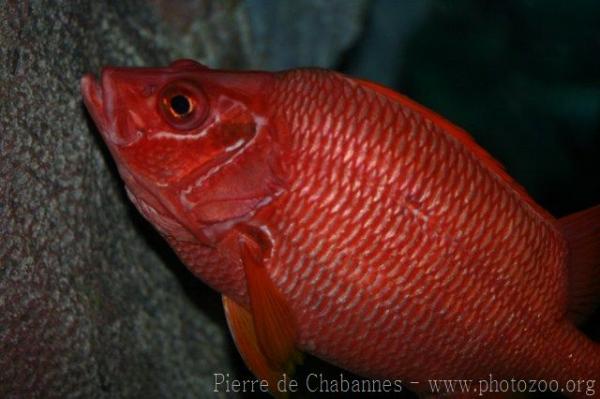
81,73,106,130
81,70,134,146
81,72,142,190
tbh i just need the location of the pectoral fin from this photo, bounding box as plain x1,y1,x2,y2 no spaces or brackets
223,295,289,396
222,225,302,396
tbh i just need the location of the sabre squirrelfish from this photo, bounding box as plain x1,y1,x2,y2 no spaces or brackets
81,60,600,397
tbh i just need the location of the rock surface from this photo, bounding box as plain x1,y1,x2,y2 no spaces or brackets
0,1,367,397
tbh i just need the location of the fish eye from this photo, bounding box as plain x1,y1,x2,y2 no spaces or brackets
159,80,209,130
170,95,191,116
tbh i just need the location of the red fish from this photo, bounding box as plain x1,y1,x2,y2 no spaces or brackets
81,60,600,397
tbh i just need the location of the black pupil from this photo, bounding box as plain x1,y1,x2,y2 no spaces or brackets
170,95,191,116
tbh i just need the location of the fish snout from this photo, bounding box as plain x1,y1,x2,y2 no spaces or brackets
81,73,105,129
81,69,142,147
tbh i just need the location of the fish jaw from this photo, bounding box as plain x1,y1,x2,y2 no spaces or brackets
81,71,145,188
81,70,147,148
81,73,106,135
81,72,128,183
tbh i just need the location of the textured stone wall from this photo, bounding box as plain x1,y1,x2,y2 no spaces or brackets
0,1,367,397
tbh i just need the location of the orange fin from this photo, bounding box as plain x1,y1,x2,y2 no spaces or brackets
222,225,302,396
559,204,600,324
348,76,553,221
223,296,292,397
238,227,302,371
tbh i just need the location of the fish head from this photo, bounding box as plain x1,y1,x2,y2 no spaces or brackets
81,60,283,244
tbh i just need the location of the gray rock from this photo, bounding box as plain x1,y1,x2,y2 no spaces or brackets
0,0,367,397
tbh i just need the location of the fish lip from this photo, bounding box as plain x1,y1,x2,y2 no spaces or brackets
81,73,106,130
81,70,127,146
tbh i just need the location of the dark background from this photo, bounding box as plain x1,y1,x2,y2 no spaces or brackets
342,0,600,218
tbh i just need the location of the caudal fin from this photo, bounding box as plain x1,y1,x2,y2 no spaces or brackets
559,204,600,325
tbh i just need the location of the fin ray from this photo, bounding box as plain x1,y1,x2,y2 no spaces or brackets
239,236,302,372
222,295,288,396
559,204,600,324
222,224,302,397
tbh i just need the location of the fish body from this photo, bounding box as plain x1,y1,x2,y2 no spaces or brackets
81,60,600,396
